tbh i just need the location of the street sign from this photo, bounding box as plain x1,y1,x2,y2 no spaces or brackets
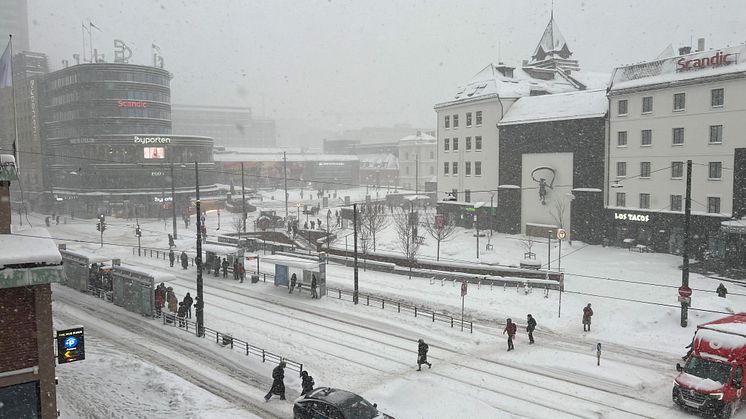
461,280,468,297
678,295,691,304
435,214,444,229
678,286,693,298
56,327,85,364
557,229,567,240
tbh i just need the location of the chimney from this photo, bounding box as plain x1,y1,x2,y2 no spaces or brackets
679,46,692,55
522,60,529,67
0,155,18,234
697,38,705,52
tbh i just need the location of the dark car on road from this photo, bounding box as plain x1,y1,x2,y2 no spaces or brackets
293,387,394,419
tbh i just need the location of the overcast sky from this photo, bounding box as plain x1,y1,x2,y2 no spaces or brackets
27,0,746,137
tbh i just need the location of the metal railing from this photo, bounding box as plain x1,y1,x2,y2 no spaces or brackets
161,312,304,376
326,286,473,333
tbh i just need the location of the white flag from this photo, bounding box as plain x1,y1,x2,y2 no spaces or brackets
0,41,11,88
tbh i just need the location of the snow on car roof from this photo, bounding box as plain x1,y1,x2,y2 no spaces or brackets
0,228,62,269
696,328,746,352
702,321,746,338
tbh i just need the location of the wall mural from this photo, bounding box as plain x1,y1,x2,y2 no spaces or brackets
530,166,556,205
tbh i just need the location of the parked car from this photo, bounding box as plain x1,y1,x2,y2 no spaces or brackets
293,387,393,419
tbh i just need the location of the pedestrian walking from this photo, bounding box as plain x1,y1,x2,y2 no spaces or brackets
526,314,537,344
168,233,175,248
717,283,728,298
300,371,315,396
311,274,318,299
416,339,432,370
238,263,245,283
264,361,286,401
177,301,187,327
289,273,297,294
183,292,193,319
221,258,229,278
582,303,594,332
180,251,189,270
503,318,517,351
233,260,239,280
169,249,175,267
55,215,60,225
213,257,221,277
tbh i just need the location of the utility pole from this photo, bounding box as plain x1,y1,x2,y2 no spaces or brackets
353,203,359,304
283,151,288,220
194,161,204,337
170,162,177,240
415,154,419,195
547,231,552,270
681,159,692,328
241,162,246,233
475,213,479,259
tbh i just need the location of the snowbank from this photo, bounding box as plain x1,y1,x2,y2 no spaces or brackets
0,228,62,268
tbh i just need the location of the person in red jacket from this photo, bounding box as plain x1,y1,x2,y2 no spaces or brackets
503,318,517,351
583,303,594,332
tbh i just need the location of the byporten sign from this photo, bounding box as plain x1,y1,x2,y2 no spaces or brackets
56,327,85,364
134,135,171,144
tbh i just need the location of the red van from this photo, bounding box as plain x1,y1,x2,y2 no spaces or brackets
673,313,746,418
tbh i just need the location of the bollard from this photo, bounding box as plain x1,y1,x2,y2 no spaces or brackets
503,283,507,291
490,280,493,291
432,312,435,322
516,283,520,293
478,281,481,290
397,302,400,313
441,278,445,287
366,296,369,306
185,321,189,332
262,349,266,363
452,279,456,287
299,364,303,377
470,322,473,334
338,289,342,299
382,300,385,309
246,342,249,356
414,307,418,317
216,332,220,344
451,317,454,328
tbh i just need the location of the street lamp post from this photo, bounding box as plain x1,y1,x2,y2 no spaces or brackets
681,160,692,327
194,161,205,337
547,230,552,270
170,162,178,240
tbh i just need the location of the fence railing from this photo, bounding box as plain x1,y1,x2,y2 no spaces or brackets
161,312,304,376
326,286,473,333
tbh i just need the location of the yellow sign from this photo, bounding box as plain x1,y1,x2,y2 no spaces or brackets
557,229,567,240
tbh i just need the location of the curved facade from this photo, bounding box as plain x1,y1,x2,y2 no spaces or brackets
42,63,216,217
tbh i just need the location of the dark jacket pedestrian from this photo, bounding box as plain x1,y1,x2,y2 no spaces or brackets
238,263,245,283
213,257,221,277
169,249,175,267
583,303,594,331
300,371,315,396
503,318,517,351
233,260,239,280
221,258,229,278
526,314,537,344
417,339,432,370
168,233,175,248
55,215,60,225
264,362,286,401
154,289,164,316
290,273,298,293
311,274,318,299
177,302,187,326
183,292,193,318
180,251,189,270
717,283,728,298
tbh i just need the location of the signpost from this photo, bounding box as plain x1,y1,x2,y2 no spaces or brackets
460,279,468,332
56,327,85,364
556,228,566,272
678,286,692,305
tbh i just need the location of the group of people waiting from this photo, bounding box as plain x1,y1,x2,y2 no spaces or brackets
287,273,319,299
154,282,195,326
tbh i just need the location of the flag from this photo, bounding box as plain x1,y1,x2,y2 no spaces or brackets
0,41,11,88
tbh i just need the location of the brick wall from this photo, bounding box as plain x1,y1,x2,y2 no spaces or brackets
0,287,38,372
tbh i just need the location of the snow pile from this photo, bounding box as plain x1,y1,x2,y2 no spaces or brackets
676,372,724,392
0,228,62,268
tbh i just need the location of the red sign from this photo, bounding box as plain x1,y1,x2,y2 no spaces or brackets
435,214,444,229
677,51,732,72
461,280,468,297
117,100,147,108
678,286,693,298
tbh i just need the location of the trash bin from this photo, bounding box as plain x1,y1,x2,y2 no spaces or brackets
251,274,260,284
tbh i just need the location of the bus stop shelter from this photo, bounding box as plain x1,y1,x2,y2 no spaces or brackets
59,248,118,294
262,254,326,297
202,243,244,271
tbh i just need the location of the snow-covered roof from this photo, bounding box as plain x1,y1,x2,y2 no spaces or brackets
116,264,175,281
610,44,746,92
529,14,572,63
201,243,241,255
359,153,398,170
0,228,62,269
262,254,319,271
499,89,608,126
398,132,436,144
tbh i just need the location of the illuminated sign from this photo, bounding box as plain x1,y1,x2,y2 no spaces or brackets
154,196,173,202
56,327,85,364
614,212,649,223
143,147,165,159
318,162,345,166
677,51,732,72
134,135,171,144
117,100,147,108
69,138,95,144
28,79,40,142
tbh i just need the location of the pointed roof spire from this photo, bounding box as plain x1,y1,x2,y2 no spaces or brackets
527,12,579,71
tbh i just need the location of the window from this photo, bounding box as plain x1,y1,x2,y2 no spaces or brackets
429,151,434,159
464,190,471,202
453,138,459,150
465,161,471,175
475,161,482,176
641,129,652,146
711,88,724,107
710,125,723,144
475,136,482,150
444,138,450,151
671,161,684,178
429,166,434,175
616,192,626,207
466,112,472,127
709,162,722,179
674,93,685,111
639,193,650,209
443,162,449,175
616,161,627,177
405,152,409,160
465,137,472,151
672,127,684,145
405,166,409,175
452,162,458,174
444,115,450,128
617,131,628,146
671,195,682,212
708,197,721,214
453,114,459,128
640,162,651,178
618,99,628,115
642,96,653,114
475,111,483,125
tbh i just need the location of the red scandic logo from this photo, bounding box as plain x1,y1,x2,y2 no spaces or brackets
676,51,732,72
678,286,693,298
461,280,468,297
117,100,147,108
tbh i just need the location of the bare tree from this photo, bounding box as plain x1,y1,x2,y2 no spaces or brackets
231,214,244,241
424,212,457,261
358,223,371,271
520,236,536,260
549,198,568,229
361,203,390,252
393,208,421,278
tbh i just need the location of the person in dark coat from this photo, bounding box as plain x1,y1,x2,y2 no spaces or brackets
177,301,187,326
154,288,164,317
238,263,245,283
183,292,193,319
169,249,175,267
311,274,318,299
583,303,594,332
289,273,297,294
180,251,189,270
213,257,221,277
503,318,517,351
221,258,229,278
300,371,315,396
55,215,60,225
526,314,537,344
264,361,286,401
717,283,728,298
417,339,432,370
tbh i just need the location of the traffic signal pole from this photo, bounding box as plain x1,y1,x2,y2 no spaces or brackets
194,161,205,337
353,203,359,305
681,160,692,327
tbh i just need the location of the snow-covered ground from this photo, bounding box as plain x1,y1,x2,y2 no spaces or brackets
13,191,746,418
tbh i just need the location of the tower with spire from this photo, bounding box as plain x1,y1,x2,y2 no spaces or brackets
527,11,580,72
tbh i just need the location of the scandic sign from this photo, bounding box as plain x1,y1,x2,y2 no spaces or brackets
117,100,147,108
676,51,733,72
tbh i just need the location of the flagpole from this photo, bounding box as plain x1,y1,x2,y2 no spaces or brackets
89,22,93,62
9,35,19,169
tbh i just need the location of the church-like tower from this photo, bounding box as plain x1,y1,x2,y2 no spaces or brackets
527,12,580,72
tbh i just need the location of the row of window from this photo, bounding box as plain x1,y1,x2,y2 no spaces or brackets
444,111,483,129
615,192,720,214
46,124,170,139
617,125,723,146
48,90,171,107
404,165,435,175
49,108,171,122
617,88,724,116
443,161,482,176
403,151,435,161
615,161,722,179
444,136,482,151
47,70,170,90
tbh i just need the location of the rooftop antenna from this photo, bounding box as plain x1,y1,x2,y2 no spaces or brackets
551,0,554,19
498,39,501,63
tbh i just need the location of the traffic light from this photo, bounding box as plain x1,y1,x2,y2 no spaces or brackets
96,223,100,231
100,222,106,232
135,226,142,237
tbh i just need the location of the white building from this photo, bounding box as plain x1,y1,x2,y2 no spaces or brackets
398,131,436,192
433,14,607,204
